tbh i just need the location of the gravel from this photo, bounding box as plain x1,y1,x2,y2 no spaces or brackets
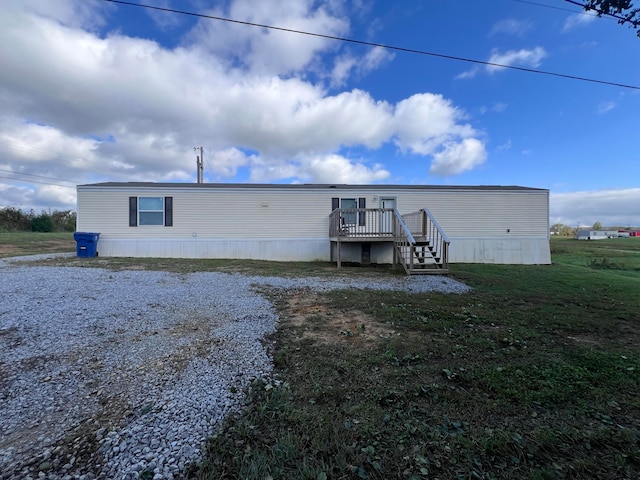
0,255,470,479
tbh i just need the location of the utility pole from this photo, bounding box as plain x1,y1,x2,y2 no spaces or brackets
193,146,204,183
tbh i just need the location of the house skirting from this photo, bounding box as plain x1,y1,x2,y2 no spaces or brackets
448,236,551,264
95,236,550,265
95,238,330,262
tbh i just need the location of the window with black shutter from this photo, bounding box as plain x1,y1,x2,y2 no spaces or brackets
129,196,173,227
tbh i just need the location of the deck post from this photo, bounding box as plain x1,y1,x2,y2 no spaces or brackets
392,243,396,267
337,238,341,268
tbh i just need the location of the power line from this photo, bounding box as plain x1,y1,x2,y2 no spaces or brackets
564,0,639,26
513,0,606,17
104,0,640,90
0,137,98,182
0,175,77,188
0,168,81,185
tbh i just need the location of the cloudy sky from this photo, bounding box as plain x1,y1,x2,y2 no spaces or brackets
1,0,639,227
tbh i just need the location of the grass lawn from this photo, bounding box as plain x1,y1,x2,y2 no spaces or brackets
3,233,639,478
185,237,640,480
0,231,74,258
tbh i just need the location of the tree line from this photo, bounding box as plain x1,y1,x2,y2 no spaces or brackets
552,221,639,236
0,207,76,233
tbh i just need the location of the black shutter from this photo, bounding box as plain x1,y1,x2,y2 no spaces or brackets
129,197,137,227
164,196,173,227
358,197,366,226
331,197,339,210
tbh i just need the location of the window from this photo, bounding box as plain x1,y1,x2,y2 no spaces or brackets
331,197,366,226
138,197,164,225
129,196,173,227
341,198,357,225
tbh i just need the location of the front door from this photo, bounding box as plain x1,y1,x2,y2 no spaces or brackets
380,197,396,233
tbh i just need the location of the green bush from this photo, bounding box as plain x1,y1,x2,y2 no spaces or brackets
51,210,77,232
1,207,76,232
30,213,54,232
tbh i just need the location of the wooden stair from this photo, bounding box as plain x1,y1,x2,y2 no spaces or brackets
329,206,449,275
395,239,448,275
393,209,449,275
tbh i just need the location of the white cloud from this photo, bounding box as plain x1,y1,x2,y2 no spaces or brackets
207,148,255,179
143,0,187,31
480,103,508,114
330,46,394,87
597,101,616,114
489,18,533,37
393,94,478,156
455,66,481,80
250,154,390,183
0,0,486,210
16,0,106,30
486,47,547,72
457,47,546,78
492,102,508,113
303,155,390,183
496,140,512,152
362,46,394,72
0,182,76,212
0,120,100,171
330,56,358,87
186,0,350,76
563,11,597,32
430,139,487,177
551,189,640,227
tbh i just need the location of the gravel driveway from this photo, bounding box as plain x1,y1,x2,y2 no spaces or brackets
0,256,469,479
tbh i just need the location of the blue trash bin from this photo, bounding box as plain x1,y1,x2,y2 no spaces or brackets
73,232,100,257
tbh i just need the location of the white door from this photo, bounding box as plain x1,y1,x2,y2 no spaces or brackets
380,197,396,233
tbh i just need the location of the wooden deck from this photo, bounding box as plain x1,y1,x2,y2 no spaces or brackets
329,208,450,275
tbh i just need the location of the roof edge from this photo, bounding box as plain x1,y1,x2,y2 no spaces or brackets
77,182,548,192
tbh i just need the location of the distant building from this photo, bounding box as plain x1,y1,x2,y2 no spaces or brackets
577,230,619,240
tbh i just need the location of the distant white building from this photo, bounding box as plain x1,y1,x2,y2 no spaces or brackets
577,230,619,240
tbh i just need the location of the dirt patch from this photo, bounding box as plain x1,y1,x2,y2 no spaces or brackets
0,245,17,256
567,319,640,348
283,292,397,347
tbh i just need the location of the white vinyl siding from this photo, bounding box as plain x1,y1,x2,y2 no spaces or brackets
76,184,550,263
77,186,548,239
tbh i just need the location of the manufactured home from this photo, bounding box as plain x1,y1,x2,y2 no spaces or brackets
76,183,551,273
577,230,619,240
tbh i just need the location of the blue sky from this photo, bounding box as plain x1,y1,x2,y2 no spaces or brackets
0,0,639,227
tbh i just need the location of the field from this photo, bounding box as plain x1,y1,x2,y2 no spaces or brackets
1,234,639,479
0,232,74,258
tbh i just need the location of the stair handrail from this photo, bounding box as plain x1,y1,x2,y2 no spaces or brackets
400,208,450,272
393,208,416,244
423,207,449,242
421,207,449,270
392,209,415,274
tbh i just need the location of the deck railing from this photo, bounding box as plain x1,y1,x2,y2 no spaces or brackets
402,208,450,270
329,207,449,274
329,208,397,237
